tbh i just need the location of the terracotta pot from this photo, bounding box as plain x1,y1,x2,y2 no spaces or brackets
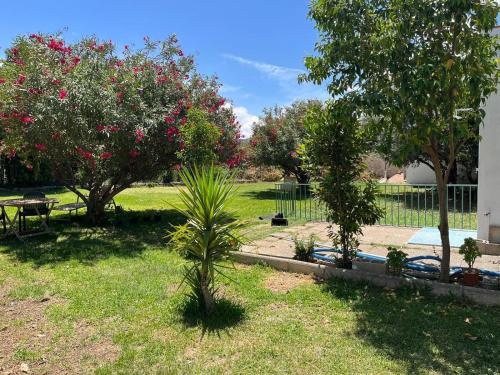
463,269,480,287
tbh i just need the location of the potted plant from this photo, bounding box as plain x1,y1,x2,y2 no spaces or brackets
386,246,408,276
459,237,482,287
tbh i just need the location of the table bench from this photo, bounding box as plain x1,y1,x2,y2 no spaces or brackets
0,198,59,240
53,202,87,218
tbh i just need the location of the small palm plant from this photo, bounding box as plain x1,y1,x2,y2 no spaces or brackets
168,166,242,314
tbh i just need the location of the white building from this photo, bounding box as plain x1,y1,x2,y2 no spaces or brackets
477,27,500,255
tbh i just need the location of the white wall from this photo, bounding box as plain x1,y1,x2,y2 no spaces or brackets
406,163,436,184
477,27,500,242
477,80,500,242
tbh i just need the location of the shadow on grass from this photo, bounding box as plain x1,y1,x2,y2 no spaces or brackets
0,208,186,267
179,297,246,337
242,186,314,202
0,186,69,197
321,278,500,374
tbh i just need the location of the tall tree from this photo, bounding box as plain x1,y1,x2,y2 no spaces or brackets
250,100,320,184
302,0,499,282
0,34,241,224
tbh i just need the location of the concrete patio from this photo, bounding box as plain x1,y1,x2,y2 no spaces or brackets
243,222,500,272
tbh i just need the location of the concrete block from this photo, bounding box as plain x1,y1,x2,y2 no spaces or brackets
477,240,500,256
230,251,500,306
463,285,500,306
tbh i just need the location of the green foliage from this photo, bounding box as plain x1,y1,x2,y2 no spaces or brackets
386,247,408,276
304,101,383,267
293,234,316,262
301,0,499,281
0,33,240,223
168,166,243,314
250,100,321,183
459,237,481,270
178,109,221,166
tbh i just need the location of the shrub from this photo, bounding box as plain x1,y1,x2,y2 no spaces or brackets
304,100,383,268
168,166,242,314
386,246,408,276
293,234,316,262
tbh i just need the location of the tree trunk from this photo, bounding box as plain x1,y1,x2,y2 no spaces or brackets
295,169,310,184
86,192,107,225
200,266,215,314
435,174,451,282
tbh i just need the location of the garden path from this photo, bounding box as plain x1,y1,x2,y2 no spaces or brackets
243,223,500,272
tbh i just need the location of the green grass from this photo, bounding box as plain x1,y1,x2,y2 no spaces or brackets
0,183,499,374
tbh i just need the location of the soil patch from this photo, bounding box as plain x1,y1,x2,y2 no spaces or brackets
0,291,119,374
264,272,314,293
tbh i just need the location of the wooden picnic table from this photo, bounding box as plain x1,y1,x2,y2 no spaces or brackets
0,198,59,240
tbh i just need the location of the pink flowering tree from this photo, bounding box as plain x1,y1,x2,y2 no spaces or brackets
250,100,321,183
0,34,241,224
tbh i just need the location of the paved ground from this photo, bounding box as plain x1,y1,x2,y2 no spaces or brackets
244,222,500,272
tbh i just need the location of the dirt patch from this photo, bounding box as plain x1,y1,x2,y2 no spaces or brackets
0,293,119,375
264,272,314,293
0,296,65,375
70,321,120,366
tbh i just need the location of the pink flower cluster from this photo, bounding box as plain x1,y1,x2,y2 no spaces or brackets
35,143,47,151
96,124,120,133
207,98,225,113
225,154,242,168
165,126,179,142
76,147,93,159
135,129,145,143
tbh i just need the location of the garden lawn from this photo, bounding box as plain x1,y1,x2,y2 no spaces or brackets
0,183,499,374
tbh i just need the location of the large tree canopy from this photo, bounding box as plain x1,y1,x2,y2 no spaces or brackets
0,34,241,223
249,100,320,183
302,0,499,281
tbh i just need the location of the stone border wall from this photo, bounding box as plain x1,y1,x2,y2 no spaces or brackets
230,251,500,306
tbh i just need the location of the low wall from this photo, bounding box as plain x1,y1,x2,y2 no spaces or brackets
230,251,500,306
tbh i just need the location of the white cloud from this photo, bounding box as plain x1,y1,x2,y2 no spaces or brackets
223,54,303,81
224,103,258,138
223,53,328,103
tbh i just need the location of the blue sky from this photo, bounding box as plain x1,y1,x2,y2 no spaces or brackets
0,0,327,137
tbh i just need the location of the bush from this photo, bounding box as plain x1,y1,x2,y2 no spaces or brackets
386,247,408,276
293,234,316,262
236,166,283,182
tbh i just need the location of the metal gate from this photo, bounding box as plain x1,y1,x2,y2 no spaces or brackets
275,183,478,230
